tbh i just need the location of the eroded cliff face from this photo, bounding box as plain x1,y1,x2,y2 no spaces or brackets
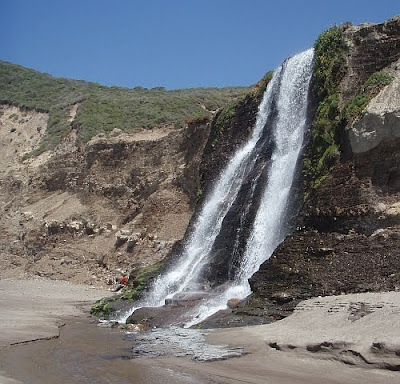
246,16,400,321
0,106,210,287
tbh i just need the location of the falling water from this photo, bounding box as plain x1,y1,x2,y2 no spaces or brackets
118,48,314,325
185,48,314,326
138,66,282,308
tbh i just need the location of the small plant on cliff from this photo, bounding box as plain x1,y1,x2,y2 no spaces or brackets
251,70,274,98
184,114,210,126
215,103,237,132
344,71,394,122
211,102,238,149
210,71,274,150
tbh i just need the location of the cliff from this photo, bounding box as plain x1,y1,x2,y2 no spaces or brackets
244,15,400,323
0,70,248,287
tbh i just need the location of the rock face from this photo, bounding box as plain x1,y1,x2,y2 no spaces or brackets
341,16,400,101
244,16,400,322
193,86,275,286
348,60,400,154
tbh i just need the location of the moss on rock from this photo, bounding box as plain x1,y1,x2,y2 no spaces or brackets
90,297,116,319
343,71,394,122
303,25,348,199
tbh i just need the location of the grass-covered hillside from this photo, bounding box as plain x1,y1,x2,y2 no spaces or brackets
0,61,249,154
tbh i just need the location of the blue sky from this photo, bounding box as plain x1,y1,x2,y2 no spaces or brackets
1,0,399,89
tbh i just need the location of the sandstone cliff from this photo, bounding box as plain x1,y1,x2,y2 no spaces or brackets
0,63,250,290
0,106,211,286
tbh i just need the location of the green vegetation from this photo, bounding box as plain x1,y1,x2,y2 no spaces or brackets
304,25,394,198
303,25,347,194
90,263,163,319
214,102,237,134
120,262,163,301
0,61,249,154
344,71,394,121
252,70,274,98
90,298,114,319
211,70,274,149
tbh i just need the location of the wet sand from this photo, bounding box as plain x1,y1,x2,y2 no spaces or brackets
0,316,396,384
0,279,399,383
0,278,114,348
0,318,210,384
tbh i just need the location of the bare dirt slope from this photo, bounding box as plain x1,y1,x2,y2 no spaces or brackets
0,104,210,288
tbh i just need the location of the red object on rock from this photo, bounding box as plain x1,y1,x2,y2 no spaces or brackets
121,275,128,285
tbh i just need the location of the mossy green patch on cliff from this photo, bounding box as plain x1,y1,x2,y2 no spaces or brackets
212,102,238,148
90,263,164,318
210,70,274,149
252,70,274,98
0,61,249,154
303,25,347,196
304,24,395,201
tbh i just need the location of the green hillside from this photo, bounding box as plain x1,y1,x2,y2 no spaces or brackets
0,61,249,154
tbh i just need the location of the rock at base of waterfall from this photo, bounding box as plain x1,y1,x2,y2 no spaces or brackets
164,291,212,307
270,291,294,304
227,298,241,309
126,305,195,328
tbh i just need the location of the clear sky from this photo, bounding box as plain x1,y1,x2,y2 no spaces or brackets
1,0,399,89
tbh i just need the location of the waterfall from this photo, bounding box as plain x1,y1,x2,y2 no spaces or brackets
141,65,283,307
118,48,314,325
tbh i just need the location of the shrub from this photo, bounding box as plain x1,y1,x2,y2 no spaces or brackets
90,298,114,319
120,262,163,301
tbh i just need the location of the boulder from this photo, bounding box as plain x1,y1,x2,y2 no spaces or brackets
227,298,241,309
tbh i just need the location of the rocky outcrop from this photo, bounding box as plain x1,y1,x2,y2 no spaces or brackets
199,93,263,192
244,16,400,321
348,59,400,154
341,15,400,102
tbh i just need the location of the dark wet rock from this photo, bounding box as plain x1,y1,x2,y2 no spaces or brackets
126,305,193,328
165,291,212,307
250,230,400,304
270,291,294,304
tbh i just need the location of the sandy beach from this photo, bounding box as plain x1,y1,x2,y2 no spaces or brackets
0,279,399,383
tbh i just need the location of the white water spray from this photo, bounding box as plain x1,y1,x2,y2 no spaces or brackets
185,48,314,326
